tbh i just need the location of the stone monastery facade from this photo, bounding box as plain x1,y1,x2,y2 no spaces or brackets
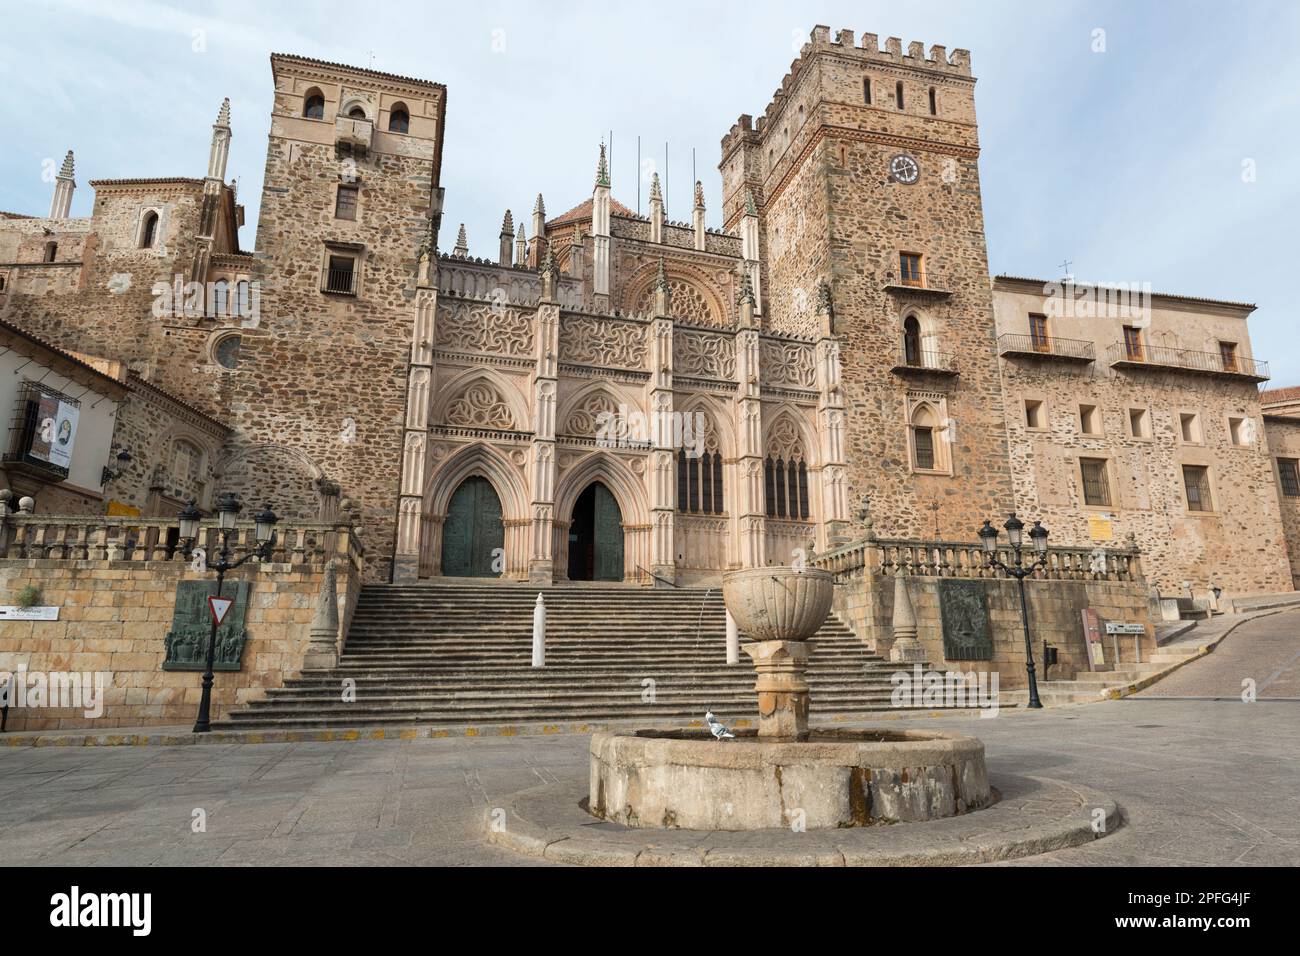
0,26,1296,595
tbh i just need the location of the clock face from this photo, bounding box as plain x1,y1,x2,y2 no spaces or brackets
889,153,920,185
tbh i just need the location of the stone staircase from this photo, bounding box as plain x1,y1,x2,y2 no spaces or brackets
217,582,915,730
1009,641,1209,705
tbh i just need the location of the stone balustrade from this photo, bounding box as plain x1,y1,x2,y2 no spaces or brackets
810,533,1142,585
0,510,363,571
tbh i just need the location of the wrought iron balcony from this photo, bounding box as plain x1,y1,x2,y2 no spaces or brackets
1105,342,1269,382
882,271,951,296
891,350,959,377
323,267,357,295
997,333,1096,363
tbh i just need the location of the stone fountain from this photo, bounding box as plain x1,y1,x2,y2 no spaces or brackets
588,567,991,830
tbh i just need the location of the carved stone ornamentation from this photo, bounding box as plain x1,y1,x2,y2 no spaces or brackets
760,339,817,389
674,329,736,380
444,382,515,429
559,315,646,368
436,301,534,357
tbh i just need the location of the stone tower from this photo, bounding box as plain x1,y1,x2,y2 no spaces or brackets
720,26,1014,539
241,55,447,580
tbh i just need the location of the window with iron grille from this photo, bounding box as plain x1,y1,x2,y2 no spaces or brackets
763,456,808,520
4,380,79,480
325,255,356,294
1080,458,1111,507
1278,458,1299,497
1183,465,1212,512
335,185,358,221
913,426,935,470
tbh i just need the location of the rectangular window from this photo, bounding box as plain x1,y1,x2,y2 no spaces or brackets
1183,465,1212,512
1029,314,1050,351
1129,408,1150,438
335,185,358,221
1080,458,1111,507
1079,404,1100,436
1219,341,1238,372
1180,412,1201,444
928,86,937,115
1228,417,1247,446
1123,325,1144,361
325,255,356,294
899,253,923,287
913,427,935,470
863,77,872,104
1025,399,1045,430
1280,458,1300,497
895,81,905,110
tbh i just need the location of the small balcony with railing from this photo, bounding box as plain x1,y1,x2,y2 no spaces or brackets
882,269,951,297
997,333,1096,364
1105,342,1270,382
334,115,374,155
890,349,959,377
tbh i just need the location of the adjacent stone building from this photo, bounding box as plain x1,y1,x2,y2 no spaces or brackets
0,27,1294,595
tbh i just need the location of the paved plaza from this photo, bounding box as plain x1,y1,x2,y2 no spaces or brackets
1,609,1297,866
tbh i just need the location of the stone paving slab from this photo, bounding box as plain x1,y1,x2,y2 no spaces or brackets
486,773,1119,866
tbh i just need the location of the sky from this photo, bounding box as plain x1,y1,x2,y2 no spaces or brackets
2,0,1297,385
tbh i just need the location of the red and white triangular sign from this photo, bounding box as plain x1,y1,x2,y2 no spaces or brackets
208,596,234,626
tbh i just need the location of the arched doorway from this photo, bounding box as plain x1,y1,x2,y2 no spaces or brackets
441,476,504,577
567,482,624,581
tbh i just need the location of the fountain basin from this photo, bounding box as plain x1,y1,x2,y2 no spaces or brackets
722,567,834,643
589,728,990,830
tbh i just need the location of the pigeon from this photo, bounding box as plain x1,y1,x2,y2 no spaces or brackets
705,710,734,741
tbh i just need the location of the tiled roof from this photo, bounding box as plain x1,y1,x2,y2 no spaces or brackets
992,275,1256,311
0,318,129,395
1261,386,1300,406
88,177,203,188
271,53,445,90
546,196,636,228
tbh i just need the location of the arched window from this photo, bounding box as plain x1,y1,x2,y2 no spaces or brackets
43,241,58,263
303,90,325,119
677,431,725,516
140,211,158,249
233,280,251,317
903,315,922,366
388,105,410,133
209,279,229,317
763,418,810,520
348,105,367,120
910,404,949,473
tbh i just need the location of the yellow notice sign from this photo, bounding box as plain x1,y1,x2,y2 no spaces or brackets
106,500,141,518
1088,514,1114,541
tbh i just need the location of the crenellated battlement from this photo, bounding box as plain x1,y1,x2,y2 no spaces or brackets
720,25,972,155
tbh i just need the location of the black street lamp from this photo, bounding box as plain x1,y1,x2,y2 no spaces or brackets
179,493,278,733
978,513,1050,710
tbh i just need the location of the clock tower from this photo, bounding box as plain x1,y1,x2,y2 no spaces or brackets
720,26,1015,541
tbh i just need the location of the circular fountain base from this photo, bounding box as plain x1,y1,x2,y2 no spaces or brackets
588,728,990,830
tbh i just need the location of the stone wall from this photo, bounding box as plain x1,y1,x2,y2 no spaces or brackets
817,536,1152,688
0,515,362,731
1265,415,1300,587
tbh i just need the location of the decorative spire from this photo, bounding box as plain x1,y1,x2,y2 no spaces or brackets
738,265,756,306
595,142,610,188
655,256,669,293
744,188,758,217
694,180,705,209
540,243,559,279
215,97,231,127
650,173,663,204
517,223,526,241
501,209,514,235
533,193,546,217
817,278,833,316
58,150,75,179
452,223,468,257
417,217,435,260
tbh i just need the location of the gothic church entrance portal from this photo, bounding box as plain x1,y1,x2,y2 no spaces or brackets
441,476,504,577
567,482,624,582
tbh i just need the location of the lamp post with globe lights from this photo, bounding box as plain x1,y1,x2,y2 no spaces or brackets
178,493,278,733
978,513,1049,710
